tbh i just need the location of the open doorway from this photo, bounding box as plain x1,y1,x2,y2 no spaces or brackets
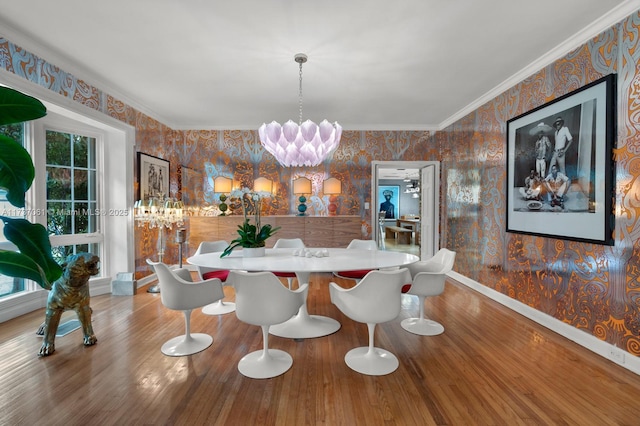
372,161,440,260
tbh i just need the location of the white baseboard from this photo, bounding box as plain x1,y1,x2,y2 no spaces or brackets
0,290,48,323
449,271,640,376
0,275,128,323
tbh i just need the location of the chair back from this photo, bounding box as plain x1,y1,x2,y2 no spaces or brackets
408,248,456,278
147,260,224,311
346,239,377,250
429,248,456,270
230,270,308,326
194,240,229,279
172,267,193,282
330,269,407,324
407,249,456,297
195,240,229,255
273,238,305,249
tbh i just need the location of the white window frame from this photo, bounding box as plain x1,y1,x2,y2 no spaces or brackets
33,114,105,260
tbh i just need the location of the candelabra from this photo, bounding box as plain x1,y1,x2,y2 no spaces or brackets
134,195,185,293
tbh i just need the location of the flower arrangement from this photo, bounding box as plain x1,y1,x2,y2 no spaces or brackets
220,188,280,257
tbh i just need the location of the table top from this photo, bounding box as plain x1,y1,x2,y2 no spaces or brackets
187,248,419,272
397,218,420,224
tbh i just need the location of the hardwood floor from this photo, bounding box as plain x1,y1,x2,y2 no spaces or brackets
1,273,639,425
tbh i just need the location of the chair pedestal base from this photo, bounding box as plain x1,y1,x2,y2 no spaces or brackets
401,317,444,336
238,349,293,379
345,347,399,376
161,333,213,356
270,309,340,339
202,300,236,315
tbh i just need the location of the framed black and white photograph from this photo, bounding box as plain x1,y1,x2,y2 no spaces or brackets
138,152,170,202
506,74,616,245
379,185,400,219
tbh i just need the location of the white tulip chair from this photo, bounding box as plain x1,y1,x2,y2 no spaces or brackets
333,239,378,283
230,270,308,379
147,260,225,356
194,241,235,315
401,248,456,336
330,268,408,375
272,238,306,289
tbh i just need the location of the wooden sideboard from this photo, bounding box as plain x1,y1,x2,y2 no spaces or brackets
187,215,363,254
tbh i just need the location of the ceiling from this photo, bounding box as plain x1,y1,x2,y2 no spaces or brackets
0,1,636,131
378,168,419,181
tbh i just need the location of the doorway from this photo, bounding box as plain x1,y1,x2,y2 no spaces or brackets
372,161,440,260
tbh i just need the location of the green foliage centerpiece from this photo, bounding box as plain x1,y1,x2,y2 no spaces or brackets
220,188,280,257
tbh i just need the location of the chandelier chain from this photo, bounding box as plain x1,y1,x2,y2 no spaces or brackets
298,61,304,125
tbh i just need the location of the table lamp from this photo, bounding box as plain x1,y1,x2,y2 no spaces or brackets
293,177,312,216
323,177,342,216
214,176,233,215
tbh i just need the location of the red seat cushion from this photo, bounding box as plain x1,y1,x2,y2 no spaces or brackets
273,271,297,278
202,270,230,282
401,284,412,293
336,269,373,279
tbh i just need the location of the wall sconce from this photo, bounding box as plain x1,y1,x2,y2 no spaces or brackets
323,177,342,216
253,177,273,194
214,176,233,215
293,177,312,216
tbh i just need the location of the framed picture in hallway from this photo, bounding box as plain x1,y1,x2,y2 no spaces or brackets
138,152,170,202
378,185,399,220
505,74,616,245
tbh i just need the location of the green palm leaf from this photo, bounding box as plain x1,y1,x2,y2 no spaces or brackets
0,86,47,125
0,135,35,208
0,217,62,288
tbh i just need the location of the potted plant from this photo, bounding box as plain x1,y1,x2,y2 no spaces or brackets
0,87,63,289
220,188,280,257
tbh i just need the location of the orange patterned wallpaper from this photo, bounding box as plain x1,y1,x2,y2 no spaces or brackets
1,10,639,357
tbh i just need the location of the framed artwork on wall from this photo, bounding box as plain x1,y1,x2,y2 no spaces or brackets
378,185,400,219
506,74,616,245
138,152,170,202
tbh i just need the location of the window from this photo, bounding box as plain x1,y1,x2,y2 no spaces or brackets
0,115,106,300
45,130,101,264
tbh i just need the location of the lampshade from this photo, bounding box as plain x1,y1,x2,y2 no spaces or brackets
259,54,341,167
253,177,273,193
323,177,342,194
214,176,232,193
293,177,312,194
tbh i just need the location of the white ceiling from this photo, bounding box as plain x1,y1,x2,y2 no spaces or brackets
378,168,419,181
0,1,636,131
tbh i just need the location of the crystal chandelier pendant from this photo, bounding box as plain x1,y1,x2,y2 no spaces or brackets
259,53,341,167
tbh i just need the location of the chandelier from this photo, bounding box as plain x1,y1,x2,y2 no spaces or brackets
259,53,342,167
134,195,184,293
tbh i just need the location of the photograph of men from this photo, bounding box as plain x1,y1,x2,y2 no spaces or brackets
549,116,573,175
544,164,570,208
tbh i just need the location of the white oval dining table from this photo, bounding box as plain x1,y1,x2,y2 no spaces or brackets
187,247,419,339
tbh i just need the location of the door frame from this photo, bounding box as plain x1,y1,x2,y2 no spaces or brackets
371,161,440,260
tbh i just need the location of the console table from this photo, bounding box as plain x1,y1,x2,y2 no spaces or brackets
188,215,362,253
